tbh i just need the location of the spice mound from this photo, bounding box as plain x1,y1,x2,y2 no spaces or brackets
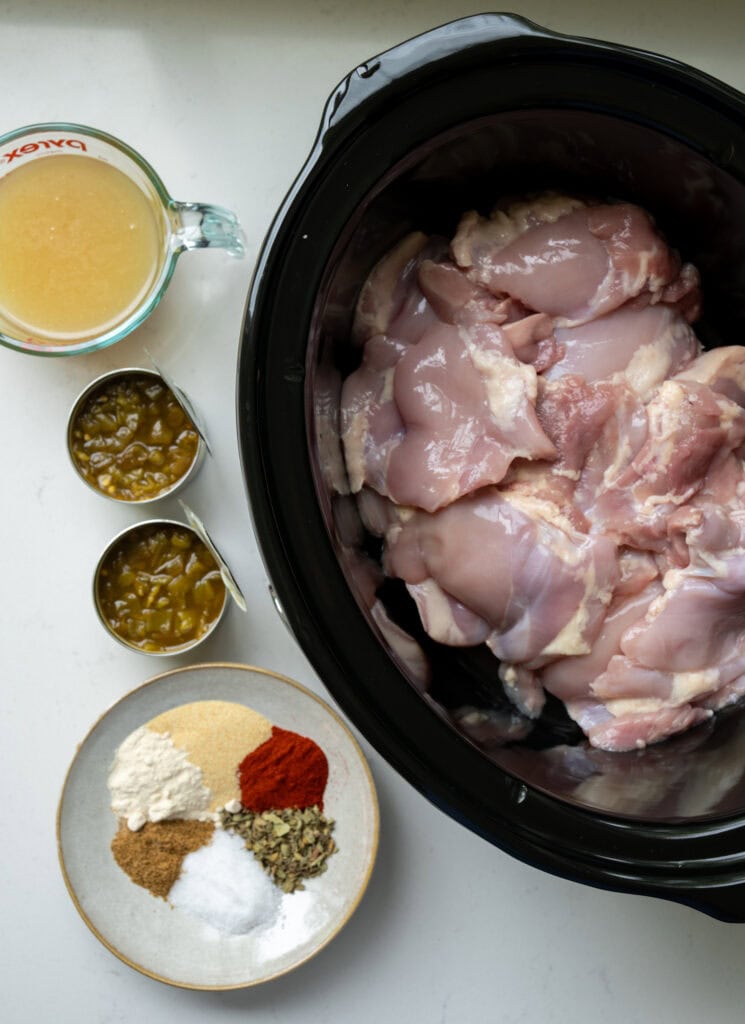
70,370,201,502
108,725,212,831
111,819,214,899
107,700,338,935
239,726,329,812
95,522,227,653
222,805,336,893
169,829,282,935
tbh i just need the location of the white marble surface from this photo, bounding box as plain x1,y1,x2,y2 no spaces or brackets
2,2,745,1021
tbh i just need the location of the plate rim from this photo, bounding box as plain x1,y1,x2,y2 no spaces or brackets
56,660,380,991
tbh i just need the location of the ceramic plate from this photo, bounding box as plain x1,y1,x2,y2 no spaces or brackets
57,662,379,989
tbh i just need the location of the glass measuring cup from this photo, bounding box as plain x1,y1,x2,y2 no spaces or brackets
0,123,245,356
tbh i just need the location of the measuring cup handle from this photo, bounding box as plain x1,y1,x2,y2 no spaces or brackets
171,201,246,256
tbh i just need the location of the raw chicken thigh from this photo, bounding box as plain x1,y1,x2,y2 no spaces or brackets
341,238,556,512
340,193,745,752
451,195,700,326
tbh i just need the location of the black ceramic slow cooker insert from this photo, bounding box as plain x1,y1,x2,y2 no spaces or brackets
238,13,745,921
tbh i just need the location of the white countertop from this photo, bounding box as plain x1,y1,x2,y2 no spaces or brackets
3,2,745,1021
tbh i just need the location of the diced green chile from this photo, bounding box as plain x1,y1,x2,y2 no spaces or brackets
71,373,199,501
97,524,226,652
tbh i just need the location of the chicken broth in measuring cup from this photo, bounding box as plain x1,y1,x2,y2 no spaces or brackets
0,124,245,356
0,154,164,342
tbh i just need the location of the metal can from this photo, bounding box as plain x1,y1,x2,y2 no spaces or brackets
92,517,229,656
67,366,207,504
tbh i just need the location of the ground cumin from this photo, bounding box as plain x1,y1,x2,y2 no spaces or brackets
111,819,215,899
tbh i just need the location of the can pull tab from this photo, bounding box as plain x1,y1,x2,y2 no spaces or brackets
145,348,213,456
179,499,247,612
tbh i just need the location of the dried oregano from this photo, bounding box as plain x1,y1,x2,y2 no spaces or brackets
221,805,336,893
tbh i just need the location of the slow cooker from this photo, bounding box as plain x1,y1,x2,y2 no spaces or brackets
238,13,745,921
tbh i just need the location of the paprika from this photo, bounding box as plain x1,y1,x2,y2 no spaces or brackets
238,727,329,812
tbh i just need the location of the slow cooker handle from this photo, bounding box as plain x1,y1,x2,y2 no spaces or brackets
319,12,552,138
688,883,745,924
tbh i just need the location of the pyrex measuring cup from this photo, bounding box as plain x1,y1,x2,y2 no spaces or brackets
0,123,245,356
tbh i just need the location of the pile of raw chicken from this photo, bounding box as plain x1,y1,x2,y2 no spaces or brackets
340,195,745,752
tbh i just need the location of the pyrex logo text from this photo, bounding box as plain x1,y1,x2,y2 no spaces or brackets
1,138,87,164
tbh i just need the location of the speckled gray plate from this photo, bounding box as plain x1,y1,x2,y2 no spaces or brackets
57,662,379,989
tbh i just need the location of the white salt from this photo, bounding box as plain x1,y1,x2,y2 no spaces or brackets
169,829,281,935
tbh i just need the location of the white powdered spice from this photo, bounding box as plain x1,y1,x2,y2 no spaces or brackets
169,828,281,935
108,725,212,831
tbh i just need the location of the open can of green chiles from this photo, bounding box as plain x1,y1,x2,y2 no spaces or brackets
67,366,208,504
93,505,245,656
